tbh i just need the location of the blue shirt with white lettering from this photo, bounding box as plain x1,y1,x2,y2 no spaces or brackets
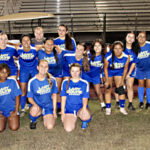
27,76,58,108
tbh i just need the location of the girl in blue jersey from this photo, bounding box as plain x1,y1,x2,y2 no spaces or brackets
0,33,18,79
38,38,73,113
0,64,21,132
63,43,89,78
61,63,91,132
82,39,106,110
104,41,130,115
123,32,139,110
54,24,76,51
136,32,150,109
17,34,38,117
27,59,58,129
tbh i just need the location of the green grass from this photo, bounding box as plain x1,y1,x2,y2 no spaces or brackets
1,98,150,150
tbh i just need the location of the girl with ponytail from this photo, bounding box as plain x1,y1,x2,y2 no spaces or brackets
27,60,58,129
54,24,76,51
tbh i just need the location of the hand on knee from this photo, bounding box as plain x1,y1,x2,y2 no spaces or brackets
30,105,41,117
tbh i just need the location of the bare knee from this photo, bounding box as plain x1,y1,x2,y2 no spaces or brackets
0,127,5,132
10,125,19,131
45,124,54,130
64,126,75,132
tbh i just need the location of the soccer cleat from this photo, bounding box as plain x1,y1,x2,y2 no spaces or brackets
105,108,111,115
120,108,128,115
30,121,37,129
81,121,88,130
20,110,25,117
128,103,135,111
145,103,150,109
101,106,106,111
115,102,120,109
139,102,144,109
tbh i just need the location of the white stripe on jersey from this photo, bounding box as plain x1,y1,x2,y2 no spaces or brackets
64,53,75,57
80,78,89,93
7,78,20,89
6,45,15,49
28,76,36,92
61,79,68,90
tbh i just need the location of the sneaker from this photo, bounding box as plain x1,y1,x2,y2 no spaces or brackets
30,121,36,129
115,102,120,109
101,106,106,111
139,102,144,109
81,122,88,130
145,103,150,109
128,103,135,111
20,110,25,117
120,108,128,115
105,108,111,115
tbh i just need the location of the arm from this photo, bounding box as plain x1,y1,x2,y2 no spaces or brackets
126,63,136,78
104,58,110,88
35,45,44,51
52,93,57,118
122,56,130,84
61,96,67,122
54,45,62,54
28,97,38,106
82,98,88,110
11,95,20,116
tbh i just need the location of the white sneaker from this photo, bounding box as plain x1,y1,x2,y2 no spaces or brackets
20,110,25,117
106,108,111,115
120,108,128,115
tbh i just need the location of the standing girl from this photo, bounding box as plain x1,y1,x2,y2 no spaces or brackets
61,63,91,132
82,39,106,110
54,24,76,51
136,31,150,109
27,59,58,129
0,33,18,79
17,34,38,116
0,64,21,132
104,41,130,115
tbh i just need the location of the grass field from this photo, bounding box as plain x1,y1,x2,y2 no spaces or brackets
0,98,150,150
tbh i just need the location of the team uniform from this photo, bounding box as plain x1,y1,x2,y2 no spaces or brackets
54,37,76,52
82,54,103,84
60,78,89,115
0,78,22,117
38,49,73,78
105,51,128,77
17,45,38,83
0,45,18,76
124,48,137,77
63,53,83,77
135,42,150,79
27,76,58,116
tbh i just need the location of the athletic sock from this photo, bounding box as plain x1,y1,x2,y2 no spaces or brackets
138,87,144,103
146,88,150,104
20,96,27,110
100,102,106,107
29,113,39,123
57,102,61,109
106,103,111,108
119,99,125,108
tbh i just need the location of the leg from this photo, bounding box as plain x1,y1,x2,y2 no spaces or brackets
55,77,63,112
105,77,113,115
20,82,27,116
0,114,7,132
138,79,145,108
43,114,56,130
93,84,105,109
8,114,19,131
145,79,150,109
114,76,127,115
62,114,77,132
126,77,135,110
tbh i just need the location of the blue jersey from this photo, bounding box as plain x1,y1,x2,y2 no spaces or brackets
27,76,58,108
82,54,103,84
0,45,18,72
63,53,83,77
105,51,128,76
0,78,22,111
124,48,137,76
54,37,76,51
136,43,150,71
17,45,38,69
38,49,73,78
60,78,89,110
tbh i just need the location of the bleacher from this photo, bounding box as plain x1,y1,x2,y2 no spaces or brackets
1,0,150,34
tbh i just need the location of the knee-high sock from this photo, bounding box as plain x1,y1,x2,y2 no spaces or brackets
106,103,111,108
138,87,144,103
20,96,27,110
146,88,150,104
119,99,125,108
